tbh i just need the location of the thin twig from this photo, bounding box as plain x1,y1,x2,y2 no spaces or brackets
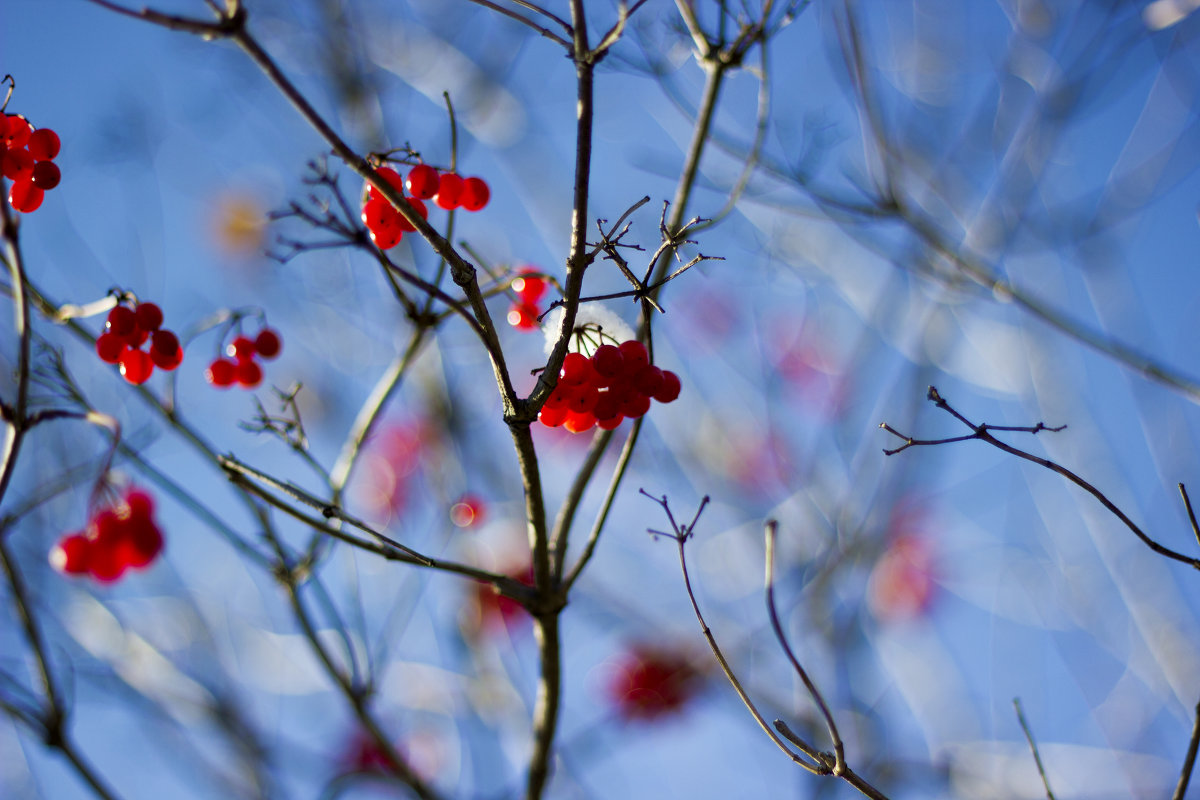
881,387,1200,569
1173,700,1200,800
643,491,829,774
1013,698,1056,800
764,520,845,774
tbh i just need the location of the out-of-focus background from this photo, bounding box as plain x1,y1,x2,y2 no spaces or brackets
5,1,1200,798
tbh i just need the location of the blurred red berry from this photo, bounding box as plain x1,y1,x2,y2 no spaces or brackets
449,494,486,528
50,533,91,575
206,358,237,387
254,328,282,359
607,645,700,721
135,302,164,332
119,347,154,385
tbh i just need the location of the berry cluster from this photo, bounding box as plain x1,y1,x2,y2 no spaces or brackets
507,268,546,331
606,644,700,721
205,327,282,390
96,300,183,385
404,163,489,212
361,164,490,250
50,488,165,583
537,340,681,433
361,167,429,250
2,113,61,213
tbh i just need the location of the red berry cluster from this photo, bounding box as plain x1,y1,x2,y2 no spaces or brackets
606,644,701,721
537,340,681,433
404,163,489,212
49,488,165,583
361,166,430,250
205,327,282,390
96,300,183,385
507,268,546,331
2,113,61,213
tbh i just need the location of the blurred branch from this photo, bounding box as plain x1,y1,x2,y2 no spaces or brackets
881,386,1200,569
218,454,433,565
465,0,572,48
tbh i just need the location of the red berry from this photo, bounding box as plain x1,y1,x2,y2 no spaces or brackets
87,539,129,582
2,115,32,150
106,305,137,336
361,196,400,233
461,177,490,211
596,413,624,430
618,340,649,373
27,128,60,161
654,370,681,403
563,409,596,434
96,332,125,364
434,172,464,210
123,489,155,520
135,302,164,332
254,329,282,359
8,179,43,213
406,164,439,199
227,336,257,361
235,359,263,388
367,166,407,202
370,225,403,250
120,517,164,569
567,384,599,414
633,365,664,396
591,344,624,379
592,390,620,421
150,330,183,370
620,392,651,419
205,358,236,388
50,533,91,575
543,383,574,409
512,269,546,303
119,348,154,385
559,352,594,386
507,301,541,330
2,148,34,181
30,160,60,190
538,404,568,428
